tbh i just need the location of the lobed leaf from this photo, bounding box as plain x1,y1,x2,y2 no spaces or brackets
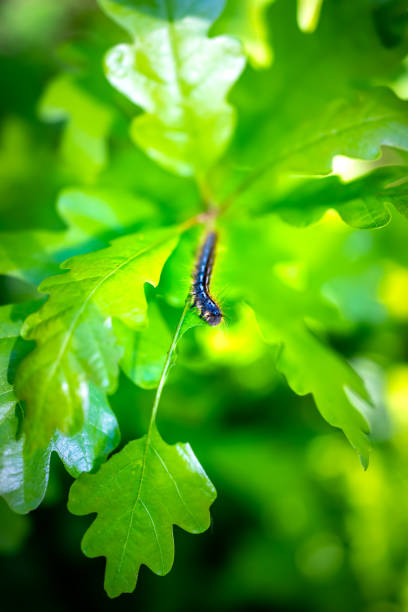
98,0,246,176
114,298,172,389
279,88,408,176
214,0,276,68
0,188,157,285
40,75,115,181
259,317,372,466
15,226,182,450
221,0,408,213
256,165,408,229
115,226,209,389
0,303,119,514
218,219,375,465
68,424,216,598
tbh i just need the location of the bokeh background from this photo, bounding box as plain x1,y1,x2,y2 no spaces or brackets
2,1,408,611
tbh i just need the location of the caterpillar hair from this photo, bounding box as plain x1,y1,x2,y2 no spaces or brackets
191,231,223,326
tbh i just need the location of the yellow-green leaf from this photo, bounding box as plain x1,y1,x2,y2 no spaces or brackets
68,425,216,598
99,0,245,176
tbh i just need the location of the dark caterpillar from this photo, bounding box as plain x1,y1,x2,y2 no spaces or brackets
192,231,223,326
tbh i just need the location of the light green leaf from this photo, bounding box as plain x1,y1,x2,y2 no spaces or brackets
0,188,157,285
256,166,408,229
57,188,156,238
114,298,172,389
99,0,245,176
68,424,216,598
115,224,216,389
220,1,408,210
2,386,120,515
280,88,408,175
115,296,206,390
15,226,182,450
40,75,115,181
219,219,374,465
260,317,372,467
0,302,120,514
214,0,275,67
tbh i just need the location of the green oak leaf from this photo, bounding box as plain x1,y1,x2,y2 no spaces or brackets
68,424,216,598
115,296,206,390
256,166,408,229
0,188,157,286
40,75,115,181
15,226,182,450
98,0,245,176
0,302,119,514
115,226,215,389
157,225,202,307
279,88,408,175
2,383,120,514
219,0,408,209
215,0,322,68
214,0,275,67
259,316,372,467
114,297,172,389
218,219,375,465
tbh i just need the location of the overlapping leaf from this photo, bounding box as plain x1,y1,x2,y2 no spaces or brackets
279,88,408,176
69,424,216,598
0,188,156,285
0,303,119,514
115,226,212,389
15,226,182,450
114,298,172,389
98,0,245,176
40,75,115,181
218,219,375,465
214,0,275,67
215,0,323,69
256,165,408,229
220,0,408,214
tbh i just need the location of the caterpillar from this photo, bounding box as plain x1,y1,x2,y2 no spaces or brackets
192,231,223,326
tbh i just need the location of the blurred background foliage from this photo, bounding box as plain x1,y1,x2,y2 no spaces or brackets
2,0,408,611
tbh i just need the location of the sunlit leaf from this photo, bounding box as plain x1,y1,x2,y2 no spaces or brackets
221,0,408,210
68,424,216,598
0,188,157,285
114,297,172,389
0,303,120,514
256,166,408,229
15,226,182,450
280,89,408,175
215,0,275,67
98,0,245,176
40,75,115,181
219,219,375,465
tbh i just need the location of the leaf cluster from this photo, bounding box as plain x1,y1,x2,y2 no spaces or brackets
1,0,408,598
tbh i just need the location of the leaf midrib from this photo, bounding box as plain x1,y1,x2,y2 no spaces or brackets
32,231,179,422
223,110,408,209
160,0,203,171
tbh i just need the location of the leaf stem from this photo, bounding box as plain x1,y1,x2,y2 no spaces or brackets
196,175,220,214
219,154,290,215
219,164,272,213
147,298,191,435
